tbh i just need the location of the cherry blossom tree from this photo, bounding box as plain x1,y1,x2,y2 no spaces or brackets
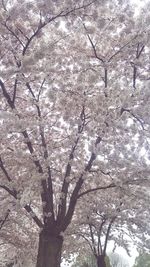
67,184,150,267
0,0,150,267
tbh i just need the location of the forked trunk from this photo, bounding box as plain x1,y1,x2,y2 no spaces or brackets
96,255,106,267
36,230,63,267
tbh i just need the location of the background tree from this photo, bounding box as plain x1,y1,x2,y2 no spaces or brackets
71,253,97,267
109,253,129,267
71,253,111,267
70,193,120,267
66,185,150,267
133,253,150,267
0,0,150,267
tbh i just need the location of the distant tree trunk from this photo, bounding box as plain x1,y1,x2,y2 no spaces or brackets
96,255,106,267
36,230,63,267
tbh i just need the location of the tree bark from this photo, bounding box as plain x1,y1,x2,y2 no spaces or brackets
96,255,106,267
36,230,63,267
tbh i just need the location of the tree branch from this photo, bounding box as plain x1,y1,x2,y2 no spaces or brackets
103,216,116,255
97,220,105,256
83,23,104,63
0,79,50,228
25,82,54,223
75,231,95,253
57,105,87,221
0,79,14,109
0,185,17,198
62,0,97,17
12,78,18,105
89,222,97,255
57,136,80,221
3,22,25,47
62,136,102,229
0,157,12,182
61,174,84,230
22,11,61,55
108,35,138,62
24,204,43,228
120,107,145,130
22,1,96,55
37,78,46,101
0,185,43,228
132,43,145,89
0,209,10,230
77,182,116,199
0,157,43,228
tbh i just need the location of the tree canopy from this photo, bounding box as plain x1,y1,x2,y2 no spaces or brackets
0,0,150,266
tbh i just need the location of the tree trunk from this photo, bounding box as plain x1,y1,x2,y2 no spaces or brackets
36,230,63,267
96,255,106,267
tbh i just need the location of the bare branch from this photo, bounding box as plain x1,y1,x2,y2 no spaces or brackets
0,185,17,198
0,185,43,228
77,182,116,199
136,43,145,59
12,78,18,105
57,136,80,220
133,65,137,89
2,21,25,47
0,79,14,109
104,68,107,89
62,174,84,230
37,78,46,101
97,220,106,256
16,27,29,41
103,216,116,254
89,222,97,255
132,43,145,89
0,209,10,230
26,82,36,99
0,157,12,182
83,23,104,63
24,204,43,228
